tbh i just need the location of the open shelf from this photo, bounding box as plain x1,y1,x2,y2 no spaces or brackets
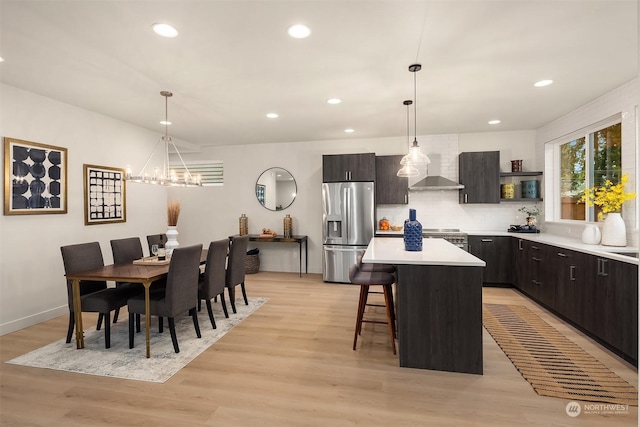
500,198,543,202
500,171,543,177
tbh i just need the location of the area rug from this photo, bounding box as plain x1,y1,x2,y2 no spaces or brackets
6,297,267,383
483,303,637,406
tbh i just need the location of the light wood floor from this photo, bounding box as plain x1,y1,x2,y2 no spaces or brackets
0,272,637,426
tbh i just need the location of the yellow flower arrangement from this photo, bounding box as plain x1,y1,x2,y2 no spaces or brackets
581,173,636,220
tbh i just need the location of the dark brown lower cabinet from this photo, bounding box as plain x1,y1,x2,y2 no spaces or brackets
468,236,513,285
514,239,638,364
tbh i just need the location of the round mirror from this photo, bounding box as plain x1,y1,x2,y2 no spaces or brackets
255,167,297,211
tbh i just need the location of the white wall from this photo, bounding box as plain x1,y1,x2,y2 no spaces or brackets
537,79,638,246
0,84,169,335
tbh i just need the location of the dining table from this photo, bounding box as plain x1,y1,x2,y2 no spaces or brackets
66,250,207,358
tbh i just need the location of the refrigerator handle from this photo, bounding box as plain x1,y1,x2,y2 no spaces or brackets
345,187,350,241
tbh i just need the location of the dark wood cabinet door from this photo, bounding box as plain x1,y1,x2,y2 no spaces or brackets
322,153,375,182
458,151,500,204
375,155,408,204
468,235,513,284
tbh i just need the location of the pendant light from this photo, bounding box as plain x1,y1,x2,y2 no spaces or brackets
397,99,419,177
399,64,430,169
126,91,202,187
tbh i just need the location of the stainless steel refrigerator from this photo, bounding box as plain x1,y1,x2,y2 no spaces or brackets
322,182,375,283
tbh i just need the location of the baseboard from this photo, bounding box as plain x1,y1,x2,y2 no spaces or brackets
0,305,67,336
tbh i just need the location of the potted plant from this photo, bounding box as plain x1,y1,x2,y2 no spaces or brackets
518,205,540,227
580,173,636,246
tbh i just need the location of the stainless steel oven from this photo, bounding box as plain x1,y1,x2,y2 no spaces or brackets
422,228,468,252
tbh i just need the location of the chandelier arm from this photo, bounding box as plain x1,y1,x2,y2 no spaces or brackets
169,139,196,180
137,138,164,176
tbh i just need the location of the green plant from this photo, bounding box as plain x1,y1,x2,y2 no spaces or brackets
518,206,540,217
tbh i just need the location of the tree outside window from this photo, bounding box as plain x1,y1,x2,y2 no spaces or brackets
559,122,621,222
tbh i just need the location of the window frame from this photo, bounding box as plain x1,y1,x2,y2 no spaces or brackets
546,114,622,224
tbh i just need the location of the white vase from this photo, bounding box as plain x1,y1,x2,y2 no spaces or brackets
165,226,180,256
581,224,601,245
601,212,626,247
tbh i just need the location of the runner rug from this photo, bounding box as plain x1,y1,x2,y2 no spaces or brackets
483,303,637,406
6,297,267,383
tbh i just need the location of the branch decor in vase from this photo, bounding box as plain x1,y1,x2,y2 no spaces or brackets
581,173,636,246
518,205,540,228
166,200,181,256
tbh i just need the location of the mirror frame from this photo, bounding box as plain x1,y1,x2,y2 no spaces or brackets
255,167,297,211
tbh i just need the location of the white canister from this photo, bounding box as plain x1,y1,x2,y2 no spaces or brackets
581,224,601,245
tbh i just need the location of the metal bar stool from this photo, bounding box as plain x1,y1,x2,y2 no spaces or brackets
349,258,397,354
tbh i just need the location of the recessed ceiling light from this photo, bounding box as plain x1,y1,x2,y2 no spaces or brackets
160,120,172,125
534,79,553,87
488,120,501,125
152,23,178,38
266,113,279,119
287,24,311,39
344,128,355,133
0,57,4,62
327,98,341,105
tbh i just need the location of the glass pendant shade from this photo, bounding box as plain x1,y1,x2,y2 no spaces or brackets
400,140,431,166
397,163,419,177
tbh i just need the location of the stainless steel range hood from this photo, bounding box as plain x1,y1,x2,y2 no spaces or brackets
409,175,464,191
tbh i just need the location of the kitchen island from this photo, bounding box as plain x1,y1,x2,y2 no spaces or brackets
363,237,486,374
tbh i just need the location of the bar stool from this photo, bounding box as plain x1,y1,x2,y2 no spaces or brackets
348,260,397,355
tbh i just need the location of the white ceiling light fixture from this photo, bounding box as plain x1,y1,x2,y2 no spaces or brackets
488,119,501,125
344,128,355,133
0,57,4,62
397,99,419,177
287,24,311,39
266,113,279,119
398,64,431,173
152,23,178,38
534,79,553,87
126,91,201,187
327,98,342,104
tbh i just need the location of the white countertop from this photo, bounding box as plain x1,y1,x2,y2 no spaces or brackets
375,229,638,264
362,237,486,267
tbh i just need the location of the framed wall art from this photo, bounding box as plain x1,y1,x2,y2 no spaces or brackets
3,137,68,215
83,164,126,225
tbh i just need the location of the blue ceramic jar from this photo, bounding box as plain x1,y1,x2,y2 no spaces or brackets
404,209,422,251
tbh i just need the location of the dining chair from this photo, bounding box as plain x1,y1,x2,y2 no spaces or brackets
60,242,135,349
225,235,249,314
109,237,149,325
198,238,230,328
127,244,203,353
146,234,167,257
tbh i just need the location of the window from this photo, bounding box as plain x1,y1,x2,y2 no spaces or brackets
169,161,224,186
557,122,621,222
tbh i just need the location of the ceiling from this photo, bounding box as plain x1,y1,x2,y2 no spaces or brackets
1,1,637,150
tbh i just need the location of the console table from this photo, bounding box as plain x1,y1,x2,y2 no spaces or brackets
241,235,308,276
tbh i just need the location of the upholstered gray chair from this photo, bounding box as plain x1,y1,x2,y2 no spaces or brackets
146,234,167,257
110,237,148,324
225,235,249,313
198,238,230,328
127,244,203,353
61,242,134,349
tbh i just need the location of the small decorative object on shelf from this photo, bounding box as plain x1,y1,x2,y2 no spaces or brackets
260,227,277,238
501,184,515,199
165,200,180,257
239,213,248,236
283,214,293,238
581,173,636,246
403,208,422,251
511,160,523,172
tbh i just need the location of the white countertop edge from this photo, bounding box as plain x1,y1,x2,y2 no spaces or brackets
363,237,486,267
